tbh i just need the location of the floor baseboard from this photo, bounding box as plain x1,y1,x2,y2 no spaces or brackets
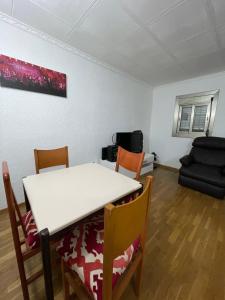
155,163,179,173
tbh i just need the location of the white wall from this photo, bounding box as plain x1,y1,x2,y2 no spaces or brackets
0,20,152,209
150,71,225,168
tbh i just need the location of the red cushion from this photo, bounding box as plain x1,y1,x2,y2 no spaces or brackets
22,211,39,249
57,214,139,300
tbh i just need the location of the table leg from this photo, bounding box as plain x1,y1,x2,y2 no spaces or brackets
23,183,30,212
140,183,144,194
40,228,54,300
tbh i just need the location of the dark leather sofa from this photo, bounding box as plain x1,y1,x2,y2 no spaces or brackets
179,136,225,199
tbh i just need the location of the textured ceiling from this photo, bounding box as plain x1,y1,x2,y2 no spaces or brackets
1,0,225,86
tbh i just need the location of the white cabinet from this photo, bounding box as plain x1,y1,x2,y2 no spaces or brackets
99,153,154,178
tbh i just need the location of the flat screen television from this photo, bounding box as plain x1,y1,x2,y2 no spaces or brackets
116,130,143,153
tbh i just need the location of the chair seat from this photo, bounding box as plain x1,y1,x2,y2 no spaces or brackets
22,211,40,250
57,214,140,300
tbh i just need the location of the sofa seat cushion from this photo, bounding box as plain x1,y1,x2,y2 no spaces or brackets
180,163,225,188
22,211,40,249
57,214,139,300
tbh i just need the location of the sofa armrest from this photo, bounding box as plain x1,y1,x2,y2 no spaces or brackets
180,155,193,166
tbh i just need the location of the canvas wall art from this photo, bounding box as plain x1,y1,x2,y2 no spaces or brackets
0,54,67,97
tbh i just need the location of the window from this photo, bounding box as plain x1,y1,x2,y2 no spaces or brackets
172,90,219,138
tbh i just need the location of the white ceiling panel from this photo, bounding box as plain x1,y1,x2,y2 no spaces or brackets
68,0,140,46
113,28,163,60
29,0,95,26
218,25,225,48
69,29,113,60
13,0,71,40
134,49,175,71
69,28,136,75
100,51,137,75
149,0,209,47
121,0,183,25
0,0,225,85
172,31,218,60
210,0,225,29
180,50,225,78
0,0,12,15
130,64,186,86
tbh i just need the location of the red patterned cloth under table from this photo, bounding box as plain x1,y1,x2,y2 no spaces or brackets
22,210,40,249
57,214,140,300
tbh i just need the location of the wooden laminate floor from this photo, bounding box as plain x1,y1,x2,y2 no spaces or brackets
1,167,225,300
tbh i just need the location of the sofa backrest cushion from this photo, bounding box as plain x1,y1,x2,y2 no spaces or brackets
193,137,225,150
191,147,225,167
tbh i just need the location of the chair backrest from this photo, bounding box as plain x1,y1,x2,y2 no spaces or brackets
2,161,26,244
34,146,69,174
115,146,145,180
103,175,153,299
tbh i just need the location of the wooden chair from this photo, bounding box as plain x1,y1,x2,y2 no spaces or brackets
2,161,42,300
34,146,69,174
115,146,145,181
59,176,153,300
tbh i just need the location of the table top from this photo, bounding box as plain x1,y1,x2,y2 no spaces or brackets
23,163,141,235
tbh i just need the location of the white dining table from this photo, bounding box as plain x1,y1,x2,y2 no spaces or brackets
23,162,142,300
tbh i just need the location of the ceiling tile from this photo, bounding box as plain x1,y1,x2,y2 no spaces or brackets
133,48,175,71
218,25,225,48
121,0,182,25
129,64,186,86
149,0,209,47
172,31,218,60
210,0,225,29
101,51,137,75
0,0,12,15
180,50,225,78
29,0,95,26
69,29,113,61
13,0,71,40
114,28,163,59
69,29,136,73
68,0,140,47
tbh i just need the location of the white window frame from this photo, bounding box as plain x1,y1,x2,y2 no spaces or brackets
172,90,219,138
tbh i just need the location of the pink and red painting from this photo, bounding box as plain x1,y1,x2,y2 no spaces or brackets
0,54,67,97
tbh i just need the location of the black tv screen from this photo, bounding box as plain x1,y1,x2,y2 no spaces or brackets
116,131,143,153
116,132,132,151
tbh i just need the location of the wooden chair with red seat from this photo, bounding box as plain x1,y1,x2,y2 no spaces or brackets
34,146,69,174
2,161,41,300
115,146,145,181
57,175,153,300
